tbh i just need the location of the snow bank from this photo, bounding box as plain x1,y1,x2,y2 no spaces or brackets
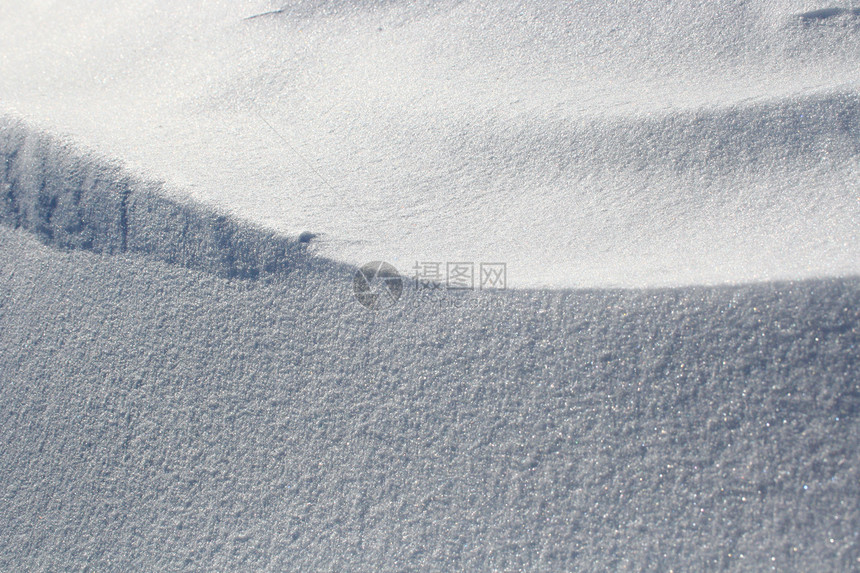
0,118,312,280
0,117,858,570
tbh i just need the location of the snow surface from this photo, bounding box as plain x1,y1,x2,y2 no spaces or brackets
1,0,858,286
1,221,858,571
1,0,859,570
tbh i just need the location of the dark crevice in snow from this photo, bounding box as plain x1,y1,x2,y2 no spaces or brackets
798,7,860,22
119,180,130,253
0,140,21,230
243,1,459,23
0,117,321,281
244,8,288,21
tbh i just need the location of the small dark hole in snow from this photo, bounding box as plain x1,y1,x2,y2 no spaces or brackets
298,231,317,243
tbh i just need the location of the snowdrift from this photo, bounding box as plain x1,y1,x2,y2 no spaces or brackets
1,0,858,287
0,118,315,280
1,0,859,570
0,110,859,572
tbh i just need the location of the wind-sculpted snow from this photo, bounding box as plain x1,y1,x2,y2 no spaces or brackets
0,118,315,280
1,1,859,571
1,0,858,287
0,119,857,570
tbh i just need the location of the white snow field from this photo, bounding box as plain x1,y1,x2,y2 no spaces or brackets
0,0,859,570
1,0,858,287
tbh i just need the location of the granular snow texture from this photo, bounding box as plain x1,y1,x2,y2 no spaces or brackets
1,1,859,571
1,225,858,571
0,124,858,569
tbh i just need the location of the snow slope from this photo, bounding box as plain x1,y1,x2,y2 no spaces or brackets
0,0,857,286
1,223,858,571
1,1,859,570
1,94,858,573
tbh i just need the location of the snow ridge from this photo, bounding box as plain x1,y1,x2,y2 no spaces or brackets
0,117,313,280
